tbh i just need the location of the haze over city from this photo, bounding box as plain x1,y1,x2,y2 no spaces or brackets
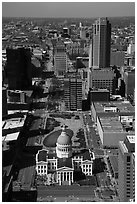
2,2,135,18
2,1,135,203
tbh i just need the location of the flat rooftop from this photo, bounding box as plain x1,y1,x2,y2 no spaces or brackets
2,132,19,141
99,116,124,133
94,101,135,113
3,116,26,130
127,135,135,143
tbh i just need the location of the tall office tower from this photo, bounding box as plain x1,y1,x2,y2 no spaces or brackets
64,75,82,111
54,40,68,76
2,87,7,116
6,47,32,90
92,18,111,68
118,135,135,202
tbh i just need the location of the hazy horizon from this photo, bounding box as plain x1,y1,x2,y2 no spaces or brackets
2,2,135,18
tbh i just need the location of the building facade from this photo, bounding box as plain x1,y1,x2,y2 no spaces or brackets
2,87,8,116
6,47,32,90
64,75,82,111
92,18,111,69
89,68,116,94
54,40,68,76
123,69,135,98
118,135,135,202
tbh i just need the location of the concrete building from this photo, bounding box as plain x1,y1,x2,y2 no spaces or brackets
90,88,110,103
36,125,95,185
91,100,135,123
118,135,135,202
64,74,82,111
92,18,111,69
89,68,116,94
96,116,126,147
6,47,32,90
54,40,68,76
123,69,135,98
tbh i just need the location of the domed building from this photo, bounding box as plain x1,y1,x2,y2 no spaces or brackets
36,124,95,186
56,125,72,158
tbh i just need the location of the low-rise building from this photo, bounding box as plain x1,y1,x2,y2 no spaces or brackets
91,100,135,123
96,116,126,147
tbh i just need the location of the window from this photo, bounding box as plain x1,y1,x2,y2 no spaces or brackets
127,156,130,162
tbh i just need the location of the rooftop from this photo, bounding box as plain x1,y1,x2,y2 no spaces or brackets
57,157,73,169
2,132,19,142
3,118,25,129
13,153,36,192
94,101,135,113
127,135,135,143
99,116,124,133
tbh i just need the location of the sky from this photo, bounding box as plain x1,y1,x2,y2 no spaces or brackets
2,1,135,18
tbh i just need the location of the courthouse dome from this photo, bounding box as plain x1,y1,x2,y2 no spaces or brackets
57,125,72,146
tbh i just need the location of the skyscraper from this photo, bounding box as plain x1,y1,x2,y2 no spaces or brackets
54,40,68,76
6,47,32,90
64,73,82,111
118,135,135,202
2,87,7,116
92,17,111,69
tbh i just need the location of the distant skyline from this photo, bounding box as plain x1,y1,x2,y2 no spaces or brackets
2,2,135,18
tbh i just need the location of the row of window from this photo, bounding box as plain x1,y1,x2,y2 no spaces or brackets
38,169,47,174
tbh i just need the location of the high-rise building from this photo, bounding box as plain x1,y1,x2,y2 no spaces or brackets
92,18,111,69
6,47,32,90
123,69,135,98
64,74,82,111
54,40,68,76
2,87,7,116
118,135,135,202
